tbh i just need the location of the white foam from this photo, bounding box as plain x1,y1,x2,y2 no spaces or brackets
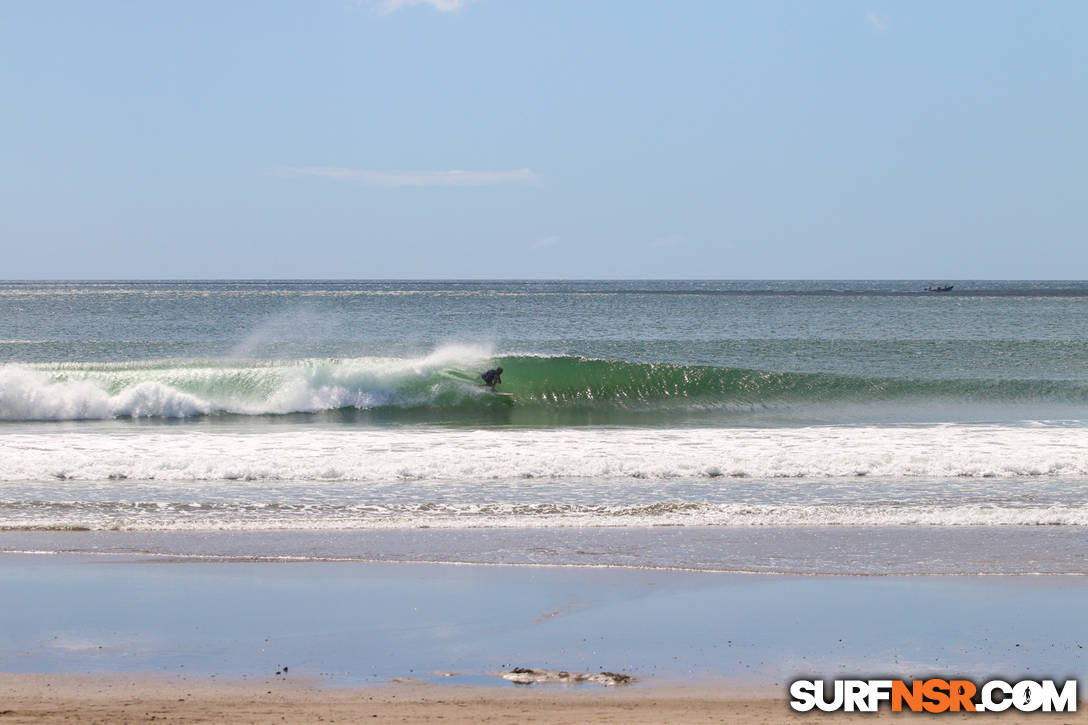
3,502,1086,531
0,346,495,421
0,424,1085,483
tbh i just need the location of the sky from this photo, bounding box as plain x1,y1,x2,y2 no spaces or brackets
1,0,1085,279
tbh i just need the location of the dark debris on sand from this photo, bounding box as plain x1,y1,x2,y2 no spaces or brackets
502,667,633,686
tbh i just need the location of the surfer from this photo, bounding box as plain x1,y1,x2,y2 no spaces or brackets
481,366,503,390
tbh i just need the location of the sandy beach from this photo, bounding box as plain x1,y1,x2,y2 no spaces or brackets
1,554,1085,722
1,674,1085,724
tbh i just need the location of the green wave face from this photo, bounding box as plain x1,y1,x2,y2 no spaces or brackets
497,356,854,406
493,356,1088,406
4,354,1088,424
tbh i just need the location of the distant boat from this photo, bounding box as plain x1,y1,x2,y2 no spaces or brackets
923,285,954,292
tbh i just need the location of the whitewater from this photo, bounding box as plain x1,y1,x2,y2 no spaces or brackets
3,425,1088,483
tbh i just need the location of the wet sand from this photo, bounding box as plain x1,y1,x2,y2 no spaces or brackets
5,525,1087,575
1,554,1085,721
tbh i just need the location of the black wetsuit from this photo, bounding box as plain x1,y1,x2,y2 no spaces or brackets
481,369,502,386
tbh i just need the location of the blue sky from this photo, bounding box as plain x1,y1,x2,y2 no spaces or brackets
2,1,1085,279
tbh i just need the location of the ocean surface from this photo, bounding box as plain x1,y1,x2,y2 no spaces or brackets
1,280,1086,574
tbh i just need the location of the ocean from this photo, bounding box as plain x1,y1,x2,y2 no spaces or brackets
1,280,1086,574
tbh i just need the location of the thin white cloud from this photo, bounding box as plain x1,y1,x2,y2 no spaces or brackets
648,234,684,249
865,11,887,33
271,166,538,188
532,236,560,249
376,0,466,14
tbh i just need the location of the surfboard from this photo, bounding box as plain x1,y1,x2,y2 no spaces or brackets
490,391,513,397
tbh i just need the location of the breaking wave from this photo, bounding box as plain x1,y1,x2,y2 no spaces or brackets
2,347,1087,422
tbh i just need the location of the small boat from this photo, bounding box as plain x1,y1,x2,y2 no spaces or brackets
924,285,954,292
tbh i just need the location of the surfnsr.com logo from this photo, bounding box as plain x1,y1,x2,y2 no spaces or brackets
789,679,1078,713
